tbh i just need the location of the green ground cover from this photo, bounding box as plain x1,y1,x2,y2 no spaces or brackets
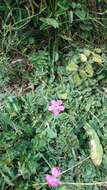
0,1,107,190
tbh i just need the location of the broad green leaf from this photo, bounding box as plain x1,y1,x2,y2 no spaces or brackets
40,17,59,28
85,64,94,77
80,53,87,62
84,123,103,166
66,62,78,72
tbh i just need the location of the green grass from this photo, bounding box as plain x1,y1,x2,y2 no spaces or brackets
0,1,107,190
1,47,107,190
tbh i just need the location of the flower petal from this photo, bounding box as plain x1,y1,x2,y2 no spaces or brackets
51,100,57,105
45,175,61,187
51,167,61,177
59,105,64,111
48,100,65,116
53,110,60,116
57,100,63,105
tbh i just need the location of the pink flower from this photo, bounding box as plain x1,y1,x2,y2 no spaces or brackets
51,167,61,177
45,167,62,187
45,174,61,187
48,100,64,116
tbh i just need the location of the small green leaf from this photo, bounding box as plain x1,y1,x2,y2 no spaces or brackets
79,69,88,79
69,11,73,23
58,93,67,100
80,53,87,62
93,53,102,64
54,52,59,62
71,2,77,9
73,74,81,86
40,17,59,28
85,64,94,77
83,49,91,57
46,127,57,139
66,62,78,72
75,9,86,19
94,48,102,54
2,174,14,186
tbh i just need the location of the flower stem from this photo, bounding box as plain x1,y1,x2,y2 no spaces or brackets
62,181,107,186
61,156,90,175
